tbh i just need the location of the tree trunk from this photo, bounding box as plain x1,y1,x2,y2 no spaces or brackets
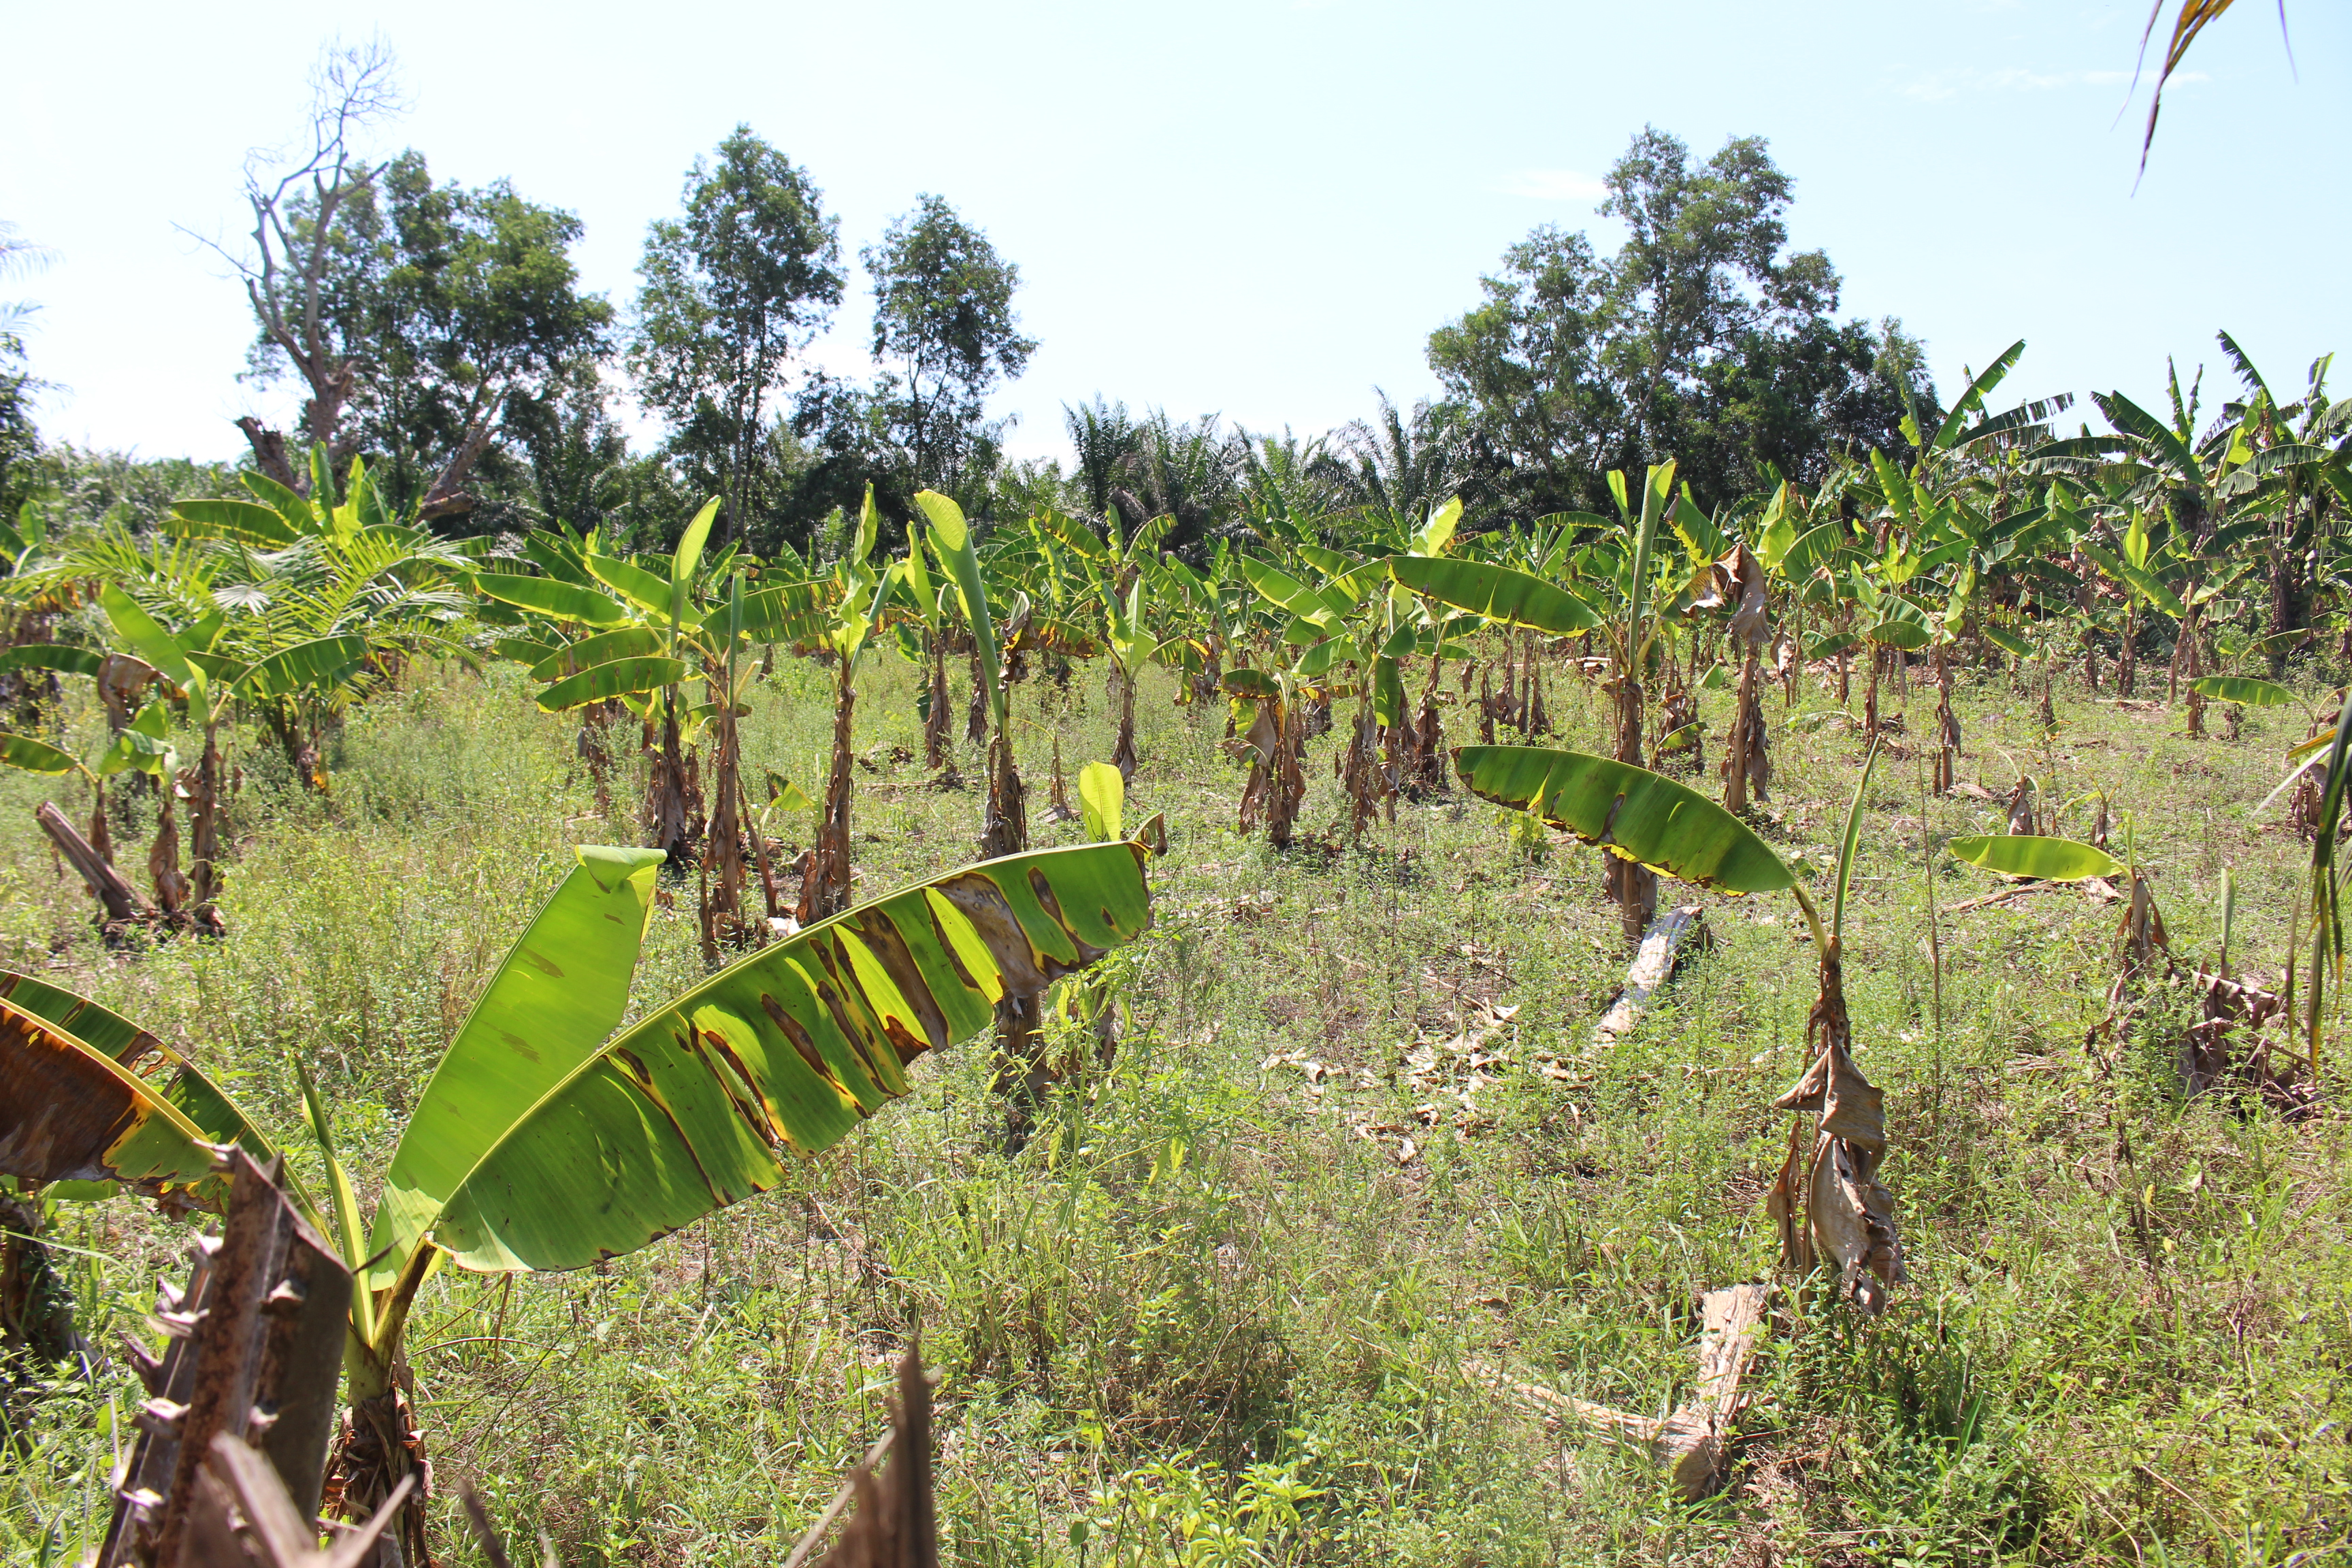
186,723,226,933
799,672,856,925
924,636,953,772
37,799,151,929
1607,668,1656,947
965,649,990,746
700,688,749,964
1111,661,1139,783
647,694,697,865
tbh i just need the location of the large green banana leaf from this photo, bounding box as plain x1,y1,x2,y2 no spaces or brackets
1388,557,1600,634
1453,745,1793,894
0,734,81,774
0,644,105,679
424,842,1154,1274
365,847,665,1287
235,636,370,699
1947,835,2123,881
474,574,632,626
538,657,689,712
530,627,667,682
2190,675,2295,708
169,498,302,548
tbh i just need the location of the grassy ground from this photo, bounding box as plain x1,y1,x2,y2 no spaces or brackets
1,642,2346,1566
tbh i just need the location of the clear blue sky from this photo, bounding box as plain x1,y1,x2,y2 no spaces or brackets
5,0,2344,469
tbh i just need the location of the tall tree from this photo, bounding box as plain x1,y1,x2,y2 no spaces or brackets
631,127,843,551
0,223,47,519
338,152,615,523
864,195,1035,495
214,39,405,493
1429,127,1930,519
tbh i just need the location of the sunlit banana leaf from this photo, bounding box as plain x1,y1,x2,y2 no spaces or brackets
537,657,689,712
234,636,370,699
100,585,202,698
1948,835,2124,882
169,499,301,548
473,574,632,627
365,847,665,1287
1388,556,1599,634
0,998,229,1203
736,582,834,644
2190,675,2295,708
1982,624,2036,657
529,627,667,683
1454,745,1793,894
0,734,82,774
428,842,1154,1273
0,972,276,1201
0,644,105,679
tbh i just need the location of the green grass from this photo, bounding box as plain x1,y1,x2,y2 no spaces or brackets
3,647,2350,1566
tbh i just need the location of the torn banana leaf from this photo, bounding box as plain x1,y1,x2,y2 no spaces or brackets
1388,556,1599,634
0,972,278,1203
420,842,1153,1274
1453,745,1793,894
0,998,229,1204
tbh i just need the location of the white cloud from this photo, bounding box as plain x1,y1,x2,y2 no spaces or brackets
1491,169,1607,202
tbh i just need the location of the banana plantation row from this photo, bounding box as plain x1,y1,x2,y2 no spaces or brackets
1,336,2348,1562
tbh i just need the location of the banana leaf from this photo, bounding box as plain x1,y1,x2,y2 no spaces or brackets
0,998,231,1205
235,636,370,699
419,842,1154,1274
2190,675,2295,708
0,734,81,774
529,627,666,683
537,657,689,712
1388,556,1599,634
1453,745,1793,894
1948,834,2123,882
365,847,666,1286
0,644,104,679
474,574,632,627
0,972,276,1202
169,499,301,548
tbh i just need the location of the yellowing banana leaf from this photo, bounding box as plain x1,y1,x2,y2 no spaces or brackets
1948,834,2122,881
917,491,1002,728
0,644,104,679
1453,745,1793,895
0,973,276,1202
0,998,230,1204
736,582,833,644
2191,675,2295,708
365,847,665,1288
474,574,632,627
426,843,1154,1273
537,656,689,712
0,734,82,775
1078,762,1124,842
1388,555,1599,634
235,636,370,700
529,627,666,683
169,498,301,548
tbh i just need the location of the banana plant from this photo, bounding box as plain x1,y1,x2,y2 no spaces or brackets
1452,741,1908,1311
1396,465,1682,946
0,836,1154,1557
800,487,902,924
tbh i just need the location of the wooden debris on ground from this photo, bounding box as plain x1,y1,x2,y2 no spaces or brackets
1594,905,1710,1043
1473,1283,1769,1501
